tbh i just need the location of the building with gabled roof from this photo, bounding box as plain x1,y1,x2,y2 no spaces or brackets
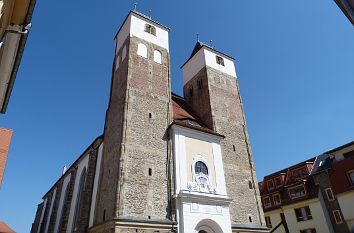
259,141,354,233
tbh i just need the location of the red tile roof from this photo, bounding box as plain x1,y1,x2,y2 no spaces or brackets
0,128,13,188
0,221,15,233
171,93,223,137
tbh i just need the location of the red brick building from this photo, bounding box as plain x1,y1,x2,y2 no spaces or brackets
0,128,13,188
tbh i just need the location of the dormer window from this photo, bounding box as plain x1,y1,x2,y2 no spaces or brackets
216,55,225,66
289,185,306,199
145,24,156,36
267,179,275,191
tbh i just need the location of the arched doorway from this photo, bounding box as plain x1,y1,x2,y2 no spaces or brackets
195,219,223,233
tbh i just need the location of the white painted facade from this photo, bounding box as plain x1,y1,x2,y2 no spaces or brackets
89,142,103,227
264,198,331,233
115,12,169,53
337,191,354,230
182,46,236,85
172,125,232,233
53,173,71,233
66,155,89,233
44,188,57,233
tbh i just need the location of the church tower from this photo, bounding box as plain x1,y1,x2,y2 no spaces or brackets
93,11,174,232
181,42,265,229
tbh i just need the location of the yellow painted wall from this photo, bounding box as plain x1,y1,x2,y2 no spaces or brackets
185,136,216,186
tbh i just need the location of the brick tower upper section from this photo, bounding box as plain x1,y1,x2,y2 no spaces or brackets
181,42,265,225
94,11,172,226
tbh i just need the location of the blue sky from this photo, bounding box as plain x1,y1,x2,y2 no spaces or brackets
0,1,353,232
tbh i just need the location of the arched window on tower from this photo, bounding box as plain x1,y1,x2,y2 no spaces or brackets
216,55,225,66
153,50,162,64
144,24,156,36
137,43,148,58
72,168,86,233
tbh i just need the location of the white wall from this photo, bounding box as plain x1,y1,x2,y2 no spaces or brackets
172,125,227,196
172,125,231,233
337,191,354,230
284,201,330,233
115,12,169,53
89,143,103,227
182,47,236,85
66,155,89,233
177,198,232,233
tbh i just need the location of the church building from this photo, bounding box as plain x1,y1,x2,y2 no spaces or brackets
31,10,268,233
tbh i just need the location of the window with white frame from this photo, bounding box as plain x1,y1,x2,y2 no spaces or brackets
273,193,281,205
137,43,147,58
263,196,271,208
333,210,343,224
325,188,335,201
187,156,215,193
288,185,306,199
294,206,312,221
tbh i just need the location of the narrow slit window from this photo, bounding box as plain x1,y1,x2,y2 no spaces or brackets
248,181,253,189
197,79,203,89
148,168,152,176
189,86,194,97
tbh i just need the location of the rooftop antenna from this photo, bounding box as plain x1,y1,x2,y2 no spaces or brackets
133,2,137,12
148,9,152,19
196,33,200,42
209,39,213,48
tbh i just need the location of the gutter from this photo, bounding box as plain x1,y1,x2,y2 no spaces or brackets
1,0,37,113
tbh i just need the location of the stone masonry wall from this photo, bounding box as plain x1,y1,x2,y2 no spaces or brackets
95,34,172,230
94,37,130,225
184,66,264,225
118,36,171,218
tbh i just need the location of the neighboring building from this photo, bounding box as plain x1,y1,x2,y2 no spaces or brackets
30,10,269,233
334,0,354,25
0,221,15,233
259,141,354,233
0,128,15,233
0,0,36,113
0,127,12,188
